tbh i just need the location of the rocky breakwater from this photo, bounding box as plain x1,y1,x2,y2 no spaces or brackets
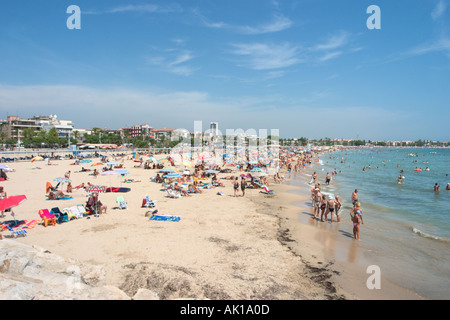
0,240,159,300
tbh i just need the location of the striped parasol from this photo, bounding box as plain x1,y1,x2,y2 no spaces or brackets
85,185,106,193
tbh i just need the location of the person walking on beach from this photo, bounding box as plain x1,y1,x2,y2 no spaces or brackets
240,177,247,197
320,195,327,222
313,188,322,219
352,189,359,207
325,196,336,223
350,202,364,240
233,177,239,197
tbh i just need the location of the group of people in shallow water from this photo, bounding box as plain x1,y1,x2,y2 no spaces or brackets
310,171,364,240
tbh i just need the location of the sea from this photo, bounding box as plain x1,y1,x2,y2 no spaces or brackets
289,147,450,300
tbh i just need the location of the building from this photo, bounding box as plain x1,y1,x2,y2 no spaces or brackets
0,115,42,141
210,122,219,137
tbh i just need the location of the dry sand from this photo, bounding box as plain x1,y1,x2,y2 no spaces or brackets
0,154,422,300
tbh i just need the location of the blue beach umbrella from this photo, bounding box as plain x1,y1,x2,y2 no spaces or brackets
165,173,181,179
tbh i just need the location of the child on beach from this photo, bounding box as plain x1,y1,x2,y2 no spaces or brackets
350,202,364,240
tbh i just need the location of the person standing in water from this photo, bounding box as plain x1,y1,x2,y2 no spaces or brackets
350,202,364,240
352,189,359,207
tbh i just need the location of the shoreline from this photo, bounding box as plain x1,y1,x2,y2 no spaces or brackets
270,167,425,300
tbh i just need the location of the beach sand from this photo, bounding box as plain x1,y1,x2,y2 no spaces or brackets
0,155,422,299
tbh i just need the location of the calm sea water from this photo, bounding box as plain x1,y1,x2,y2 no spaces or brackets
295,148,450,299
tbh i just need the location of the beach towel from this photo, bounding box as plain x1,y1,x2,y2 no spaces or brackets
105,187,131,193
149,215,180,222
46,197,73,201
1,219,39,230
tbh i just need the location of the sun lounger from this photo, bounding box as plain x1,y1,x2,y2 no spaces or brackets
142,195,157,208
38,209,57,227
116,196,127,209
166,188,181,198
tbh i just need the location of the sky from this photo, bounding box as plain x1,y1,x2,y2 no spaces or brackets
0,0,449,141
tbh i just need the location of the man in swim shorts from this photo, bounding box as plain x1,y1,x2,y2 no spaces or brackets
352,189,358,207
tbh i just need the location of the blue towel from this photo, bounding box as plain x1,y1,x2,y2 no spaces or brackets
46,197,74,201
150,215,180,222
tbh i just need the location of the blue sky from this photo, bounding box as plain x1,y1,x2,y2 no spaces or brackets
0,0,449,141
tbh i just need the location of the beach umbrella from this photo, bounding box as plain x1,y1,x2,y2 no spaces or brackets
0,195,27,212
31,156,44,162
204,169,219,174
99,170,122,189
115,169,129,175
165,173,181,179
250,168,263,172
85,185,106,193
81,159,92,163
0,195,27,224
92,162,102,166
0,164,9,170
106,161,118,166
159,169,175,173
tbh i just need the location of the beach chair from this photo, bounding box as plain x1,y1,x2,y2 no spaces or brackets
142,195,156,208
77,204,88,216
166,188,181,199
51,207,69,224
62,208,77,220
69,206,83,219
116,196,127,209
38,209,56,227
260,185,274,195
2,224,27,237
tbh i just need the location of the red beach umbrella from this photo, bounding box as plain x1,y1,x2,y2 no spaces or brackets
0,195,27,212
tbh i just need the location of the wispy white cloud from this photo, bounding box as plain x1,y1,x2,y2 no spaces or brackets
230,42,301,70
194,9,292,34
318,51,343,62
237,14,293,35
0,84,443,140
147,50,197,76
313,31,350,51
84,4,182,15
408,36,450,57
431,0,447,20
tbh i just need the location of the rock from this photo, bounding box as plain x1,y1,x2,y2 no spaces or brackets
0,240,132,300
132,288,160,300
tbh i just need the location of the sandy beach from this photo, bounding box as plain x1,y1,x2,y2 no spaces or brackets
0,153,423,300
